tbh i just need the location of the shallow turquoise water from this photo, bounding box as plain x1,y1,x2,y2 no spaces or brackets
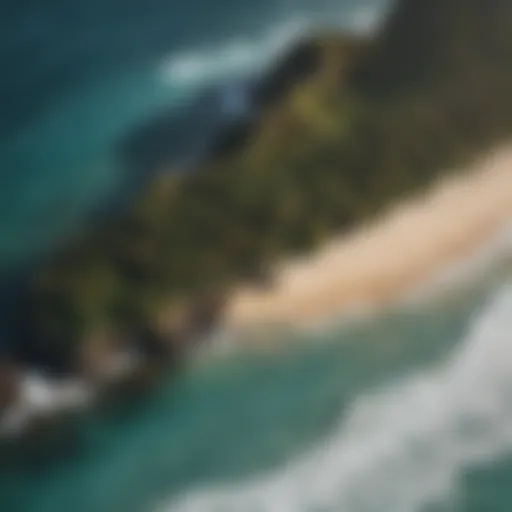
1,270,510,512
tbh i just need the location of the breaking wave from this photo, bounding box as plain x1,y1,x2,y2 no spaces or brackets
159,2,387,88
164,281,512,512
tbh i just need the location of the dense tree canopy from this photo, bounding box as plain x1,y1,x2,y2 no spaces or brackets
16,0,512,368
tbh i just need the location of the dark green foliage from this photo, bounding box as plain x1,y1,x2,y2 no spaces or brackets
358,0,512,96
19,0,512,363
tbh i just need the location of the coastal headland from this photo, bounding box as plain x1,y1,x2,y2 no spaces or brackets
2,0,512,437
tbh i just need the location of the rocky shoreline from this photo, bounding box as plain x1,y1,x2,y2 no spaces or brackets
0,32,346,437
3,0,512,443
0,290,226,439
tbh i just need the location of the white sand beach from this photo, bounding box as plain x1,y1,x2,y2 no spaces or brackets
223,146,512,332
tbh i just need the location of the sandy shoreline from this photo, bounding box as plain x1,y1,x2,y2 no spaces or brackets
2,149,510,437
223,146,512,332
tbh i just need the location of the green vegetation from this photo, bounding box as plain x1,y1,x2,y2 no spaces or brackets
20,0,512,366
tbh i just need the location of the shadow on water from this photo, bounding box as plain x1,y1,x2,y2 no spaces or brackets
116,82,250,179
116,35,325,178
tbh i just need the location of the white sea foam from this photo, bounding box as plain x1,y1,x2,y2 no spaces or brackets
0,372,95,437
159,2,387,88
163,281,512,512
159,17,310,87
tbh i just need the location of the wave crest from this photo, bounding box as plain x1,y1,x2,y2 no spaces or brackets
163,282,512,512
159,2,387,88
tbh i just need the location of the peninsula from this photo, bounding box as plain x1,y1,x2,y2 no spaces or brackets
2,0,512,432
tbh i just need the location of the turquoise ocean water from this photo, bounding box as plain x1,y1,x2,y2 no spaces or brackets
1,263,511,512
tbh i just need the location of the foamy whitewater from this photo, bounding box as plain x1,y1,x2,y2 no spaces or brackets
166,282,512,512
160,4,383,88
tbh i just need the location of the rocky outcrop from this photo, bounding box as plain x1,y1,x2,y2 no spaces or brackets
0,361,21,413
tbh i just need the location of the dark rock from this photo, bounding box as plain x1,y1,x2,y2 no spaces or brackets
0,360,20,413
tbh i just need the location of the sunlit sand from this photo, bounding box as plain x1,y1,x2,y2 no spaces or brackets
224,146,512,331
